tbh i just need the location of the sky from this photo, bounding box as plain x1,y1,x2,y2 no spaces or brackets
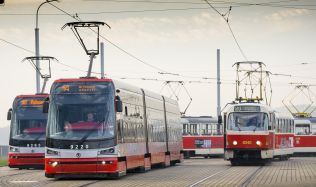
0,0,316,140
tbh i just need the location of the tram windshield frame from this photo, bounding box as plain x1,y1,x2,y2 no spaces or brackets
227,112,269,131
47,82,116,143
10,106,47,141
295,124,311,135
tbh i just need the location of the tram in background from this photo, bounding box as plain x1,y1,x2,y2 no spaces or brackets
223,103,295,165
181,116,223,158
7,94,48,169
44,78,183,178
293,118,316,156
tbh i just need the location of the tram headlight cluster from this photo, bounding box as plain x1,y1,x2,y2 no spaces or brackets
9,146,19,152
98,147,115,155
233,141,238,145
48,161,59,167
256,140,262,146
46,148,59,156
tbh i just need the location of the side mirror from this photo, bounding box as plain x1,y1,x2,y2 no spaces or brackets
43,99,49,113
7,108,12,120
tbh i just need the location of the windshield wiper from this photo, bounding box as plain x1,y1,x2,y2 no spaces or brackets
34,133,45,142
77,119,105,145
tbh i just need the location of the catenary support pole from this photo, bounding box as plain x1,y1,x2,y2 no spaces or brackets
100,42,105,78
217,49,222,132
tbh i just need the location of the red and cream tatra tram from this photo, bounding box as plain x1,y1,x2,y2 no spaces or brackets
223,103,294,165
294,118,316,156
182,116,223,158
7,94,48,169
44,78,183,178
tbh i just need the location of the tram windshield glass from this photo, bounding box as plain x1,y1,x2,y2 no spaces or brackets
11,107,47,141
47,82,115,141
227,112,269,131
295,124,310,135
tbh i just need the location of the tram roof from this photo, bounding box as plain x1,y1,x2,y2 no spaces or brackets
15,94,49,99
181,116,218,124
52,77,178,106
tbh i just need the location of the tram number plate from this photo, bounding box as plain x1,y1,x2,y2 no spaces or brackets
27,144,41,147
70,145,89,150
242,141,252,145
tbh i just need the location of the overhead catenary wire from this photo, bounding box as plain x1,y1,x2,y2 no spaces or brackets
204,0,248,61
48,2,173,74
0,38,34,54
2,0,315,16
47,2,231,80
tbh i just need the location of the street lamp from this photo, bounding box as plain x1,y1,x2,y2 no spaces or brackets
35,0,58,93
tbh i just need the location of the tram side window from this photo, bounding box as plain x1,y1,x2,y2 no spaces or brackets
296,124,310,135
183,123,189,135
276,119,281,132
201,123,211,135
282,119,285,133
190,124,198,135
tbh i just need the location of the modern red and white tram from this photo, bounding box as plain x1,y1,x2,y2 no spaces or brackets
7,94,48,169
182,116,223,158
223,102,295,165
294,118,316,156
44,78,183,178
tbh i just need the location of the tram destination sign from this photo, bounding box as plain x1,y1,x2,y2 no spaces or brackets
53,82,112,94
18,98,45,108
234,105,260,112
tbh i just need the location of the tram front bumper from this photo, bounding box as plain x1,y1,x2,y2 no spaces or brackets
225,149,273,160
8,153,44,169
45,157,123,178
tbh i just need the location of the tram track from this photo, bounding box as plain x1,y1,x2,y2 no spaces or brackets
0,170,42,187
188,166,232,187
0,170,38,179
240,166,263,187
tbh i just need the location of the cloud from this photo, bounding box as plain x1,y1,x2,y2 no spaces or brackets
265,9,310,21
106,12,227,44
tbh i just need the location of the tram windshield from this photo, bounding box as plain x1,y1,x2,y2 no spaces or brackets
47,82,115,141
11,107,47,141
227,112,269,131
295,124,310,135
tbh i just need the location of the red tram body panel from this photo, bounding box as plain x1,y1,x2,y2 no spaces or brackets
182,116,224,158
8,94,48,169
45,78,183,178
293,119,316,155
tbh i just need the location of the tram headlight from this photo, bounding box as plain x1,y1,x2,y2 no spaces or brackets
233,141,238,145
99,148,115,155
48,161,58,167
256,140,262,146
46,148,59,156
9,146,19,152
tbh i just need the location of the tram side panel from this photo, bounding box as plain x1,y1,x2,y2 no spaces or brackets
116,88,147,170
164,97,183,163
145,94,168,165
294,135,316,154
273,118,295,158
